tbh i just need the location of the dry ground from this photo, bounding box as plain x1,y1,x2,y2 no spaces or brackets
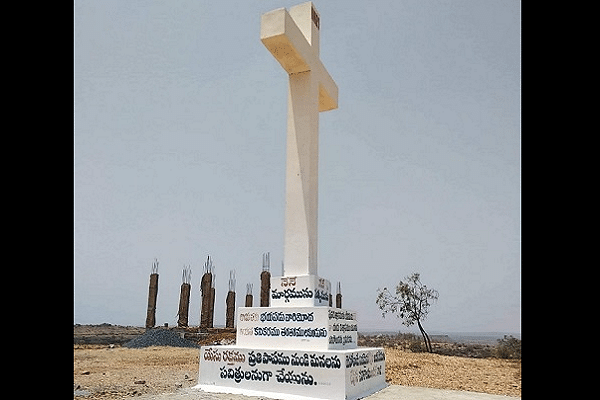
73,345,520,399
384,347,520,397
74,345,199,399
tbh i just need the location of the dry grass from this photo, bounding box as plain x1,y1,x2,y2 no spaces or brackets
384,347,521,397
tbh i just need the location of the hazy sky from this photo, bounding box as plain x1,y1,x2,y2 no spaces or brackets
74,0,521,334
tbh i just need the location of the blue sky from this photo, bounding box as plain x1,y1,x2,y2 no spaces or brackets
74,0,520,333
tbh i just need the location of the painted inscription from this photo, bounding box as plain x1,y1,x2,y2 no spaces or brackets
205,349,366,368
238,327,254,336
329,334,354,345
202,348,384,390
276,368,317,385
345,350,385,367
346,350,386,387
248,351,341,369
248,350,291,366
374,350,386,362
260,311,314,322
280,276,297,287
254,326,327,337
328,310,356,320
315,289,329,302
331,323,357,332
271,287,330,303
207,349,352,387
204,348,246,363
239,312,259,321
349,365,383,386
307,353,341,369
271,287,312,302
217,365,318,386
346,352,371,368
219,366,273,383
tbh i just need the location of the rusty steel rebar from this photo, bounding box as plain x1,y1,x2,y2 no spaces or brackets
177,265,192,327
336,281,342,309
200,256,213,329
145,258,159,328
208,275,216,328
225,270,236,328
260,252,270,307
245,283,253,307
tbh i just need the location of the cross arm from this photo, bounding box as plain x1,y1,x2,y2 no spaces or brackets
261,7,337,112
315,61,338,112
261,7,312,75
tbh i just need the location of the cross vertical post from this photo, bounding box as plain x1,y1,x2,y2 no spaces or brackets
261,1,338,277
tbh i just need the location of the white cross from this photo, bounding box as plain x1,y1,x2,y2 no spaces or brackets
261,2,338,277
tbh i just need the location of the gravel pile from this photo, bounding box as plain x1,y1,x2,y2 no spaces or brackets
123,328,199,349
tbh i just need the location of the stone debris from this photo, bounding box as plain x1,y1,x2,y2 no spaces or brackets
123,328,199,349
73,389,91,397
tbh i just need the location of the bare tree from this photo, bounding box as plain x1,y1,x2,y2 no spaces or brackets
376,273,439,352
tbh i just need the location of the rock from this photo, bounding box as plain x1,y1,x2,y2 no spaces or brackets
81,370,90,375
134,380,146,384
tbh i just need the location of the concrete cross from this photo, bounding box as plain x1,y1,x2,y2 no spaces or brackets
261,2,338,277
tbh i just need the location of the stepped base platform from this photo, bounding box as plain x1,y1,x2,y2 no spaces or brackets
197,280,386,400
186,385,520,400
196,345,386,400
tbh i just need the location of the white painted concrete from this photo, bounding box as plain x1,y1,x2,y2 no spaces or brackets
197,346,386,400
236,306,357,350
261,2,338,277
139,385,521,400
194,6,383,400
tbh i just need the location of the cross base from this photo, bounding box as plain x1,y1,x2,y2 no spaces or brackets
196,304,386,399
196,345,386,400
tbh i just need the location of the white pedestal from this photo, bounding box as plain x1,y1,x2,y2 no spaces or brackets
196,306,386,400
196,345,386,400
